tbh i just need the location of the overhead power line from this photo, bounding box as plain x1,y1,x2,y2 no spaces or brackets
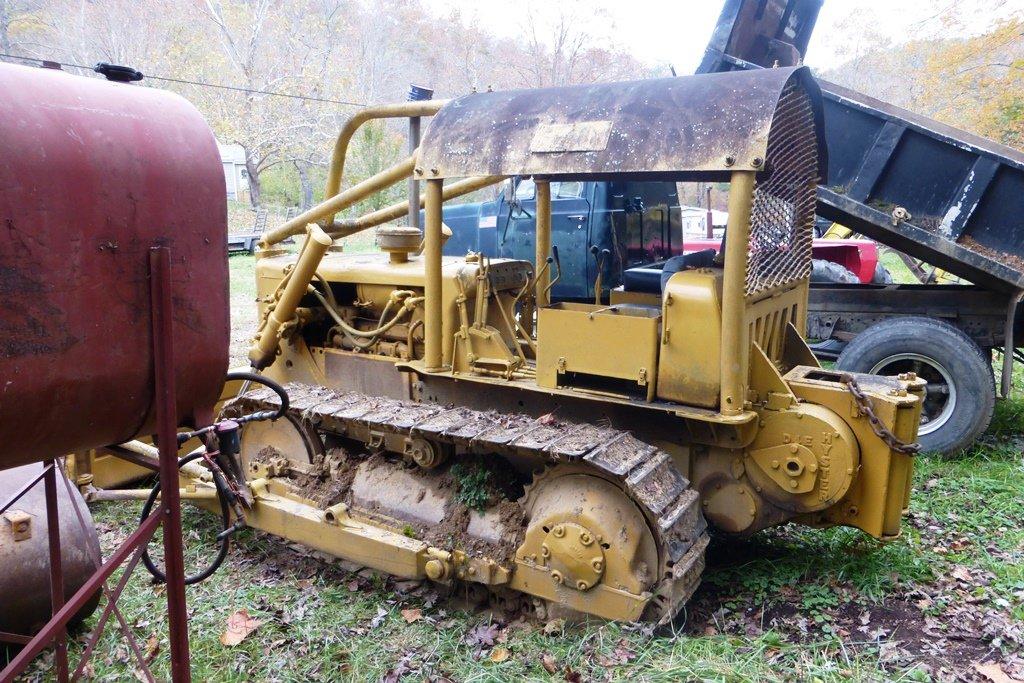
0,52,367,107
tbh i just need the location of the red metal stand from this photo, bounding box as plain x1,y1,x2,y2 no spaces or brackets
0,247,192,682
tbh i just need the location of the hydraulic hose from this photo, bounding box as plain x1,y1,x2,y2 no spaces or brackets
140,450,231,585
225,371,289,423
310,285,423,339
143,372,291,585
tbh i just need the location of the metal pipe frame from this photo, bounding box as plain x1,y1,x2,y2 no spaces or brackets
408,117,422,229
86,487,219,503
0,461,53,516
0,505,164,682
0,247,193,682
720,171,756,416
424,179,444,370
44,459,68,681
322,100,448,225
260,154,417,248
1001,290,1024,397
150,246,192,680
535,180,552,307
328,175,505,239
58,461,159,683
105,442,160,471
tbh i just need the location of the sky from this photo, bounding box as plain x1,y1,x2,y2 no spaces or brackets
427,0,1024,75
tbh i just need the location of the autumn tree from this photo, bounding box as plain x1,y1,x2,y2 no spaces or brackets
919,16,1024,148
823,2,1023,150
0,0,41,54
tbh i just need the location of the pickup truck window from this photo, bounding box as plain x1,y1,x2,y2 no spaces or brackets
514,178,535,200
512,178,585,201
553,181,584,199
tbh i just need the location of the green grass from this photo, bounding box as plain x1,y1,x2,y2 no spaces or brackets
31,401,1018,681
879,249,919,284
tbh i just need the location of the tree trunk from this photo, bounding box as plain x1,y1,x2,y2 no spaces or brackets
245,156,262,208
0,1,13,54
295,160,314,211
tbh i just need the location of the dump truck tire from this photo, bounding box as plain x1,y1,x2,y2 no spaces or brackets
871,262,893,284
811,259,860,284
836,316,994,456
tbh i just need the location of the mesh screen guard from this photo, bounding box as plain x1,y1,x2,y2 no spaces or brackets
744,82,819,298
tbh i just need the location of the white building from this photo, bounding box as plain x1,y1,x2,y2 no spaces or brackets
679,206,729,238
218,142,249,202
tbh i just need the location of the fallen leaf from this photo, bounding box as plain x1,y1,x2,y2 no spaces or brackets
542,618,565,636
383,653,416,683
563,666,582,682
613,639,636,664
143,634,159,664
974,662,1018,683
370,606,389,629
465,623,501,648
536,411,558,426
951,566,974,583
541,653,558,673
393,580,422,594
401,608,423,624
220,609,260,647
489,647,510,663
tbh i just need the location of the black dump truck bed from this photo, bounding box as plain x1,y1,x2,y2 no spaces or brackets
700,0,1024,294
698,0,1024,455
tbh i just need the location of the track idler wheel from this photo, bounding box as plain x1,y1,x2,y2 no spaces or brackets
542,522,605,591
515,465,660,621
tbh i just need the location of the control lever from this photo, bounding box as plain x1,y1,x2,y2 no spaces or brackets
543,245,561,301
590,245,611,305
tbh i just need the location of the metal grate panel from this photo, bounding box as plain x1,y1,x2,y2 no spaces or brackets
745,82,819,297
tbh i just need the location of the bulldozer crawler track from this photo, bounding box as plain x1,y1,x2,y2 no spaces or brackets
232,383,709,622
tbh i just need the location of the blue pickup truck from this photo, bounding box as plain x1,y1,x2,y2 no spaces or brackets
441,178,702,300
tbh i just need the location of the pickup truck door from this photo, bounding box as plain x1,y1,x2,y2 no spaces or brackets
498,178,592,300
599,181,678,269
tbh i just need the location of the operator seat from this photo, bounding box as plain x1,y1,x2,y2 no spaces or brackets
621,249,718,294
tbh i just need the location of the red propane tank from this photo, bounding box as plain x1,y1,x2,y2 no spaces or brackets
0,62,229,469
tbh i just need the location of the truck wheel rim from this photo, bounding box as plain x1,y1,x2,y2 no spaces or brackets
870,353,956,436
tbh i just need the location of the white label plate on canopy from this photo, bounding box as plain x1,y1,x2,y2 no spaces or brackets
529,120,613,154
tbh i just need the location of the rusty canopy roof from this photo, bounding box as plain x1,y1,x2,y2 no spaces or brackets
418,66,826,180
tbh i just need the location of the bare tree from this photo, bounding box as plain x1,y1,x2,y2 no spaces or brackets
6,0,655,211
0,0,40,54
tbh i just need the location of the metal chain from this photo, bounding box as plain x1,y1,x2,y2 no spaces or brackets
841,373,921,455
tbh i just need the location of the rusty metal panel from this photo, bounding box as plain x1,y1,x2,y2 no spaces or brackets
698,0,823,73
419,67,827,180
0,63,229,470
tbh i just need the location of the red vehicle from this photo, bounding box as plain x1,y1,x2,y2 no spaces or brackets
675,236,881,284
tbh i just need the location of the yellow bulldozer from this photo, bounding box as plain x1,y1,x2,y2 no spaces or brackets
79,66,926,624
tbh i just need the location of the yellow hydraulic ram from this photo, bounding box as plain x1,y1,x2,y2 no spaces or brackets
249,224,333,370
